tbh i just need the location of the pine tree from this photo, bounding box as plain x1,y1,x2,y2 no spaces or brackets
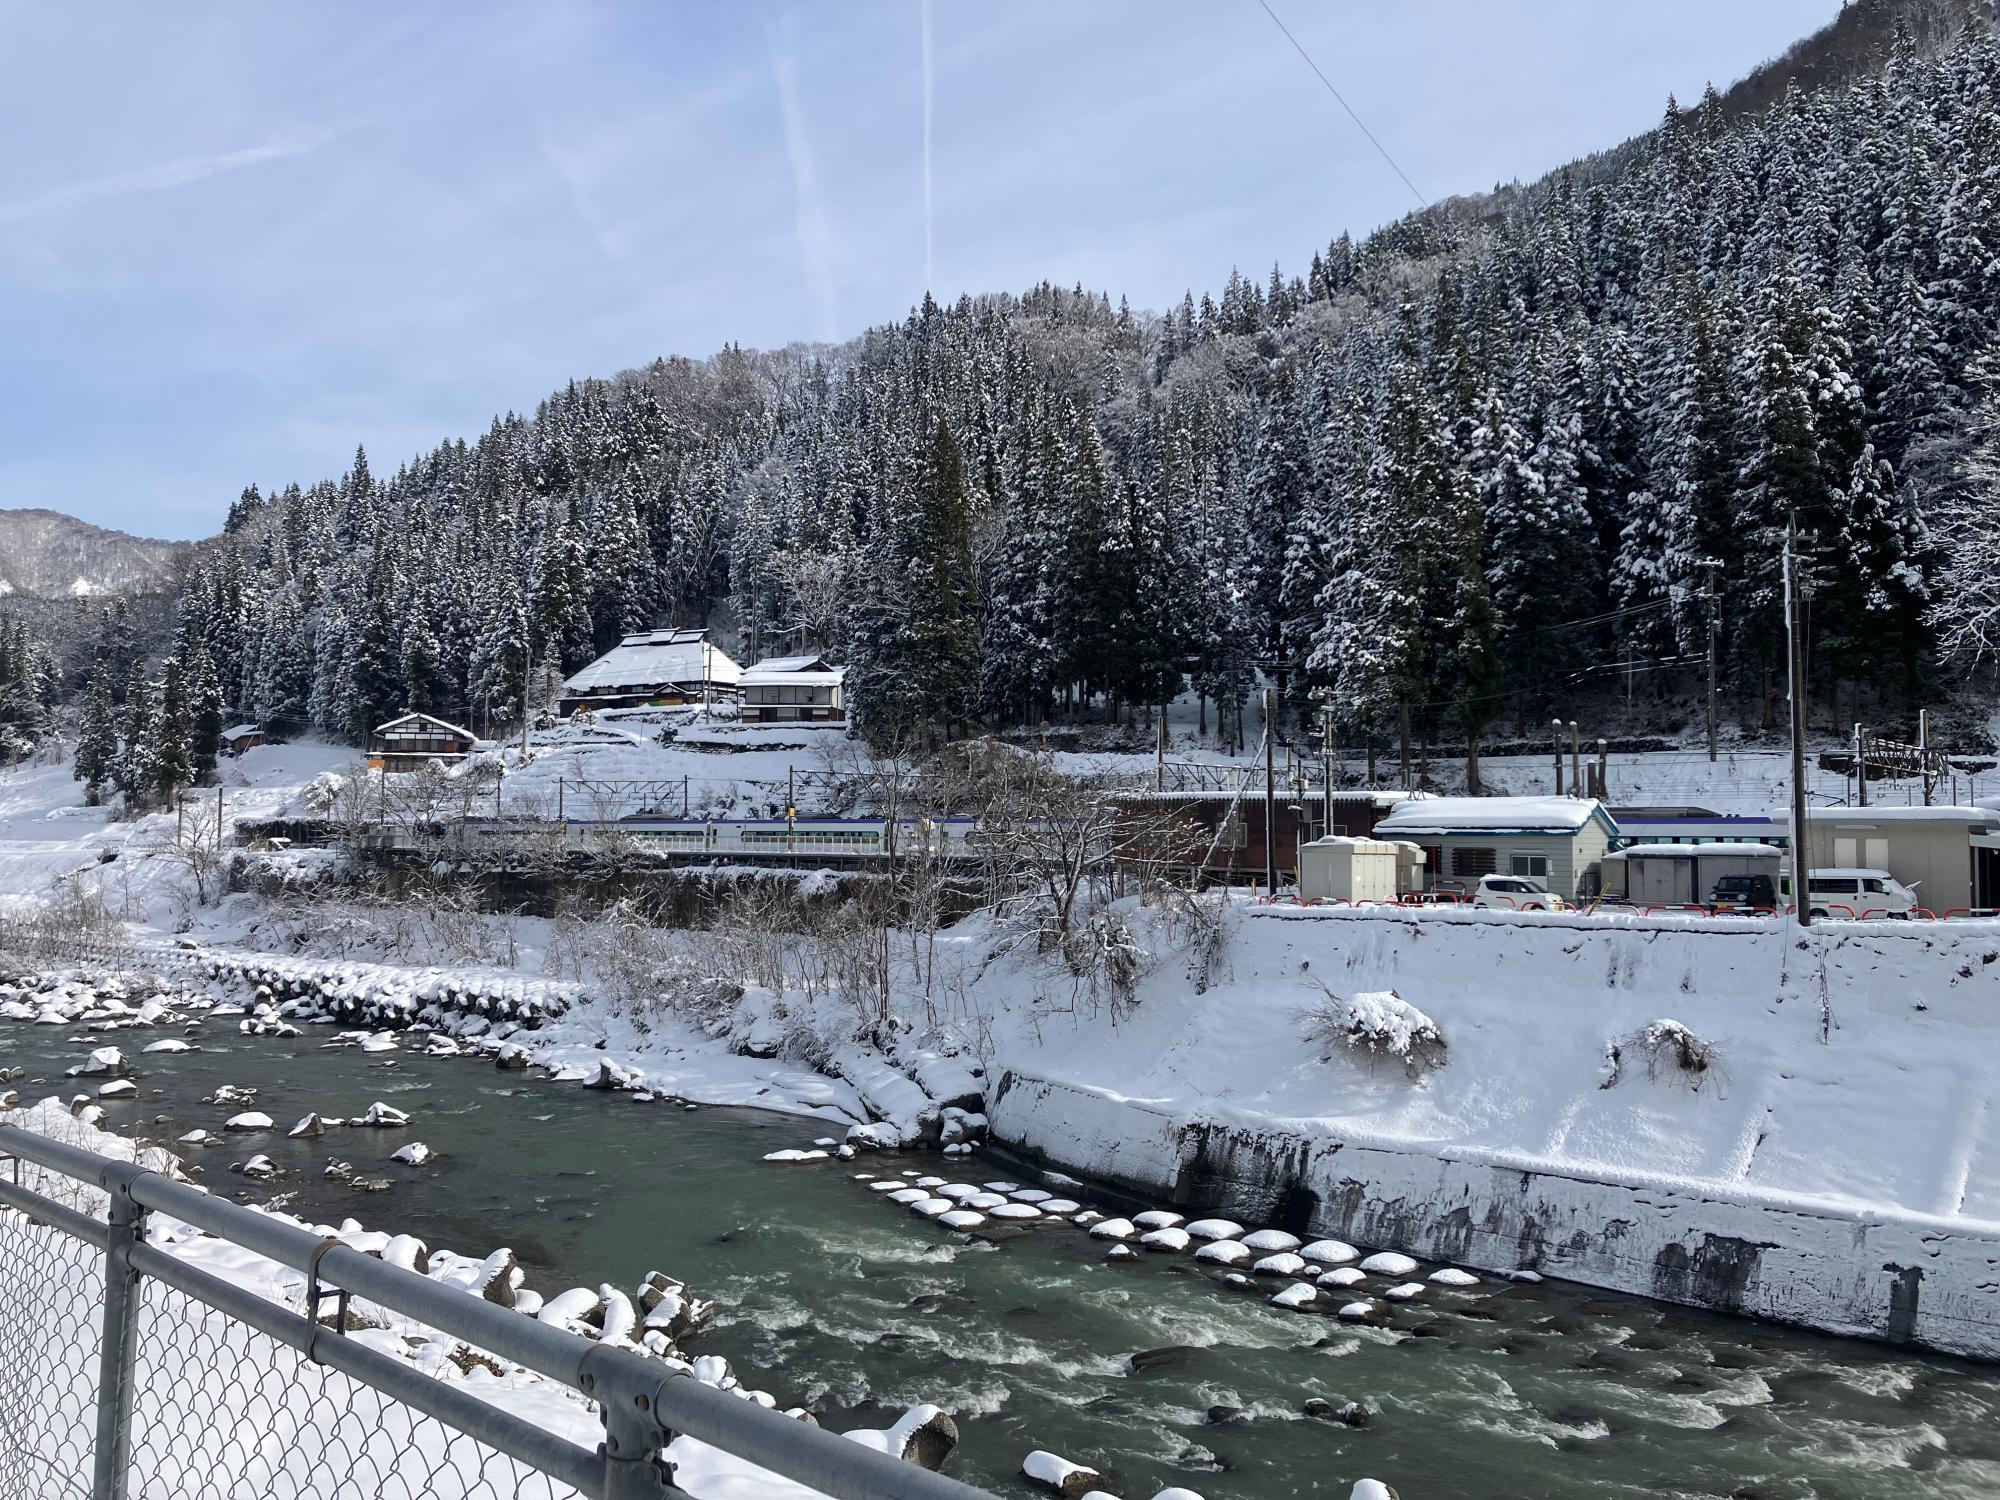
74,660,116,806
155,655,194,803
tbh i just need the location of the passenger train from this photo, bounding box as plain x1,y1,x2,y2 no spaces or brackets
447,815,986,862
1607,806,1788,850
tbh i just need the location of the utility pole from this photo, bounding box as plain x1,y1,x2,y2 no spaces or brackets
1920,708,1934,807
1705,564,1720,763
521,640,533,758
1853,723,1868,807
1263,688,1279,897
788,765,797,850
1569,721,1583,799
1551,718,1565,796
1320,705,1335,838
1155,704,1166,791
1596,738,1608,802
1785,522,1812,930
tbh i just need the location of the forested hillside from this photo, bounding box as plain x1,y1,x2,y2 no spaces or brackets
167,8,2000,766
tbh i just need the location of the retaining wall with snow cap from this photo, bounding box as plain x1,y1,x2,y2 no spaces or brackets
985,905,2000,1358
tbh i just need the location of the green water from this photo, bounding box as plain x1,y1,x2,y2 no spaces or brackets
5,1018,1999,1500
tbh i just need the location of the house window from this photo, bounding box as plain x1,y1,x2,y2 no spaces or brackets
1510,853,1551,879
1452,847,1497,878
1219,814,1248,849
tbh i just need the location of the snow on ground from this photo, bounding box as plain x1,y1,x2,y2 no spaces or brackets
980,898,2000,1355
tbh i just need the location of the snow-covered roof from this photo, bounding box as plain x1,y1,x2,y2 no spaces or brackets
373,711,477,741
743,653,831,674
220,723,261,741
739,663,845,689
1377,796,1609,836
562,630,743,696
1778,805,1999,826
1613,842,1783,859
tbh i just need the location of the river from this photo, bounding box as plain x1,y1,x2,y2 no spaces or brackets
5,1015,1999,1500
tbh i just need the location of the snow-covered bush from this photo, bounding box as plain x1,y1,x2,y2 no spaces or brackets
1607,1019,1724,1092
1295,982,1446,1077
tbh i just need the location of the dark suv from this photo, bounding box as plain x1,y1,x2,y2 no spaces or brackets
1710,874,1777,912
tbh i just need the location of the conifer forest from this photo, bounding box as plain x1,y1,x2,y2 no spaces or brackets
86,16,2000,777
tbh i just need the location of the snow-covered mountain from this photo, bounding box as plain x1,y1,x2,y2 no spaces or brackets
0,508,189,600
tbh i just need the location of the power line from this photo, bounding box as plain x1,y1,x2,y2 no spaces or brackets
1254,0,1428,208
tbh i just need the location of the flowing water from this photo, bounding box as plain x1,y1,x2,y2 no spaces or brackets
6,1016,1999,1500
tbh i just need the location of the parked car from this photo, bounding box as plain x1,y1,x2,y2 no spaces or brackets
1709,873,1778,912
1778,868,1920,919
1471,874,1567,911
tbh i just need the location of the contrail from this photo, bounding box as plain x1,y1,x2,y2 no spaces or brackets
921,0,934,295
0,133,330,224
766,12,838,341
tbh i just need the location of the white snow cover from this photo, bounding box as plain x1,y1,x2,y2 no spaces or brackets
1376,795,1606,834
1238,1228,1300,1252
1183,1218,1243,1241
1270,1282,1317,1309
1359,1252,1419,1277
982,902,2000,1356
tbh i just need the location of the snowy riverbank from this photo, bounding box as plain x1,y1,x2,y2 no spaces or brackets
981,903,2000,1359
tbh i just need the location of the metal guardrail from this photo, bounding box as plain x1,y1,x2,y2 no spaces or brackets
0,1121,993,1500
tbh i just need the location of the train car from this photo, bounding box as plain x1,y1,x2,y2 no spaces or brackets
1608,805,1788,851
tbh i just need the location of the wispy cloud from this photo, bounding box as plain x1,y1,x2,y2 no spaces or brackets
0,133,329,225
765,10,838,342
921,0,934,295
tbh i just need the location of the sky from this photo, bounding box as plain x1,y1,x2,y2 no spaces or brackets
0,1,1843,540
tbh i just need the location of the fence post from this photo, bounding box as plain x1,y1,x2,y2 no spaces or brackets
589,1355,675,1500
93,1174,148,1500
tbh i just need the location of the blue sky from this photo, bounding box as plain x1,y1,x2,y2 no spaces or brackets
0,1,1841,539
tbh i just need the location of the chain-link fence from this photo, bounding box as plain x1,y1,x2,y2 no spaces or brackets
0,1186,104,1497
0,1120,994,1500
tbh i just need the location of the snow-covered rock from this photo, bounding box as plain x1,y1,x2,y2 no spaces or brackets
1383,1282,1426,1302
1359,1252,1419,1277
1301,1239,1359,1265
988,1202,1043,1221
1194,1240,1251,1266
1270,1282,1318,1309
143,1039,193,1054
938,1210,985,1230
1184,1218,1243,1241
390,1142,438,1167
224,1111,274,1132
1132,1210,1183,1229
1022,1449,1102,1498
1240,1229,1301,1253
1317,1267,1366,1289
1430,1267,1480,1287
289,1113,329,1138
96,1080,137,1099
1139,1227,1190,1253
762,1148,829,1163
1087,1217,1136,1240
1253,1252,1307,1278
353,1102,409,1127
69,1046,127,1078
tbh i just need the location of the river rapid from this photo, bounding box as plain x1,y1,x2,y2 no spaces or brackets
6,1013,2000,1500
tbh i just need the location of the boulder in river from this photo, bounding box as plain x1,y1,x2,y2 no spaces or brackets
224,1111,274,1132
69,1046,128,1078
892,1406,959,1470
1022,1449,1103,1499
288,1113,328,1139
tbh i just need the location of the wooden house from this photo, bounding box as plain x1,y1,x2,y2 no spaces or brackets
1109,789,1407,881
219,724,265,757
369,712,479,773
558,629,743,715
738,654,846,723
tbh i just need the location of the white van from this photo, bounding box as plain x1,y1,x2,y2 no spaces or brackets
1779,868,1920,919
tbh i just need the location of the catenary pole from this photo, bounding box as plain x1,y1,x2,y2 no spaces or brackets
1786,522,1812,930
1263,688,1278,897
